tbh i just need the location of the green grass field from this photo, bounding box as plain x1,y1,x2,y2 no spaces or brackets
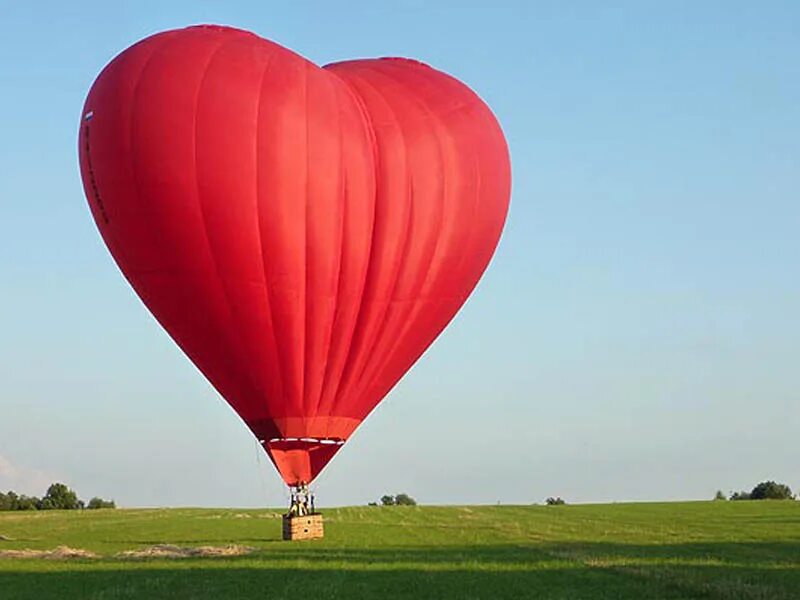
0,501,798,599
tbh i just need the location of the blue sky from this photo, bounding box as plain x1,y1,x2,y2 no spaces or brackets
1,1,798,507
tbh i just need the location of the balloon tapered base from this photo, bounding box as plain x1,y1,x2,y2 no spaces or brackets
282,513,324,541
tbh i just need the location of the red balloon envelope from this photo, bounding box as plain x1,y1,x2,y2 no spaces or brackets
79,25,510,486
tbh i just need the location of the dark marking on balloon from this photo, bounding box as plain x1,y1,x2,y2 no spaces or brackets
83,123,110,224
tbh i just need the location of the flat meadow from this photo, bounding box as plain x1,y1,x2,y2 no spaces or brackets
0,501,798,599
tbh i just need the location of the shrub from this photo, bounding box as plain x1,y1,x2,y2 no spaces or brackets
729,481,794,501
394,493,417,506
86,497,116,510
750,481,793,500
546,497,566,505
379,494,417,506
14,495,40,511
714,490,727,501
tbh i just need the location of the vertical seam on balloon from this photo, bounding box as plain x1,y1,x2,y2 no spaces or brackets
442,126,484,304
253,52,286,415
314,68,377,429
84,40,159,273
339,72,415,390
192,39,258,406
370,148,484,417
357,65,452,397
320,71,387,412
424,79,502,300
300,61,310,421
382,90,495,416
445,90,511,297
372,89,497,412
314,174,346,427
352,177,415,392
350,65,447,400
312,76,348,426
386,64,449,299
126,33,178,282
420,84,495,312
127,31,259,409
334,70,414,413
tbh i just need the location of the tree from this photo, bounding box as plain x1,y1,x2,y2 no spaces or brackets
3,491,19,510
37,497,56,510
394,493,417,506
750,481,793,500
714,490,726,501
545,497,566,505
87,497,116,510
40,483,80,510
729,481,795,501
380,495,395,506
14,495,39,511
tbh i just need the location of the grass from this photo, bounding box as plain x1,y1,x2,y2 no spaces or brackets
0,501,798,598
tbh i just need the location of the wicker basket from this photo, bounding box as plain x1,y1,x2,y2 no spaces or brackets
282,513,324,541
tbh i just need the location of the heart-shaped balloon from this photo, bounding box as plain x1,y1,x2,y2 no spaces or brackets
79,25,510,486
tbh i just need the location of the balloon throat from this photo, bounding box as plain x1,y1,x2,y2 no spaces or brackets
287,483,316,517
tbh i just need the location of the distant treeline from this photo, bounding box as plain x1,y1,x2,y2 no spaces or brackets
368,493,417,506
716,481,794,501
0,483,115,511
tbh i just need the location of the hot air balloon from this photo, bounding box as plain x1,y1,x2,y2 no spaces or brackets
78,25,510,497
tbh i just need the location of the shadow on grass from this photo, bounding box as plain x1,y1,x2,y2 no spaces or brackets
0,564,686,600
0,541,798,600
215,540,800,565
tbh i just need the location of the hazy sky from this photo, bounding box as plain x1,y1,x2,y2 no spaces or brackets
1,1,798,508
